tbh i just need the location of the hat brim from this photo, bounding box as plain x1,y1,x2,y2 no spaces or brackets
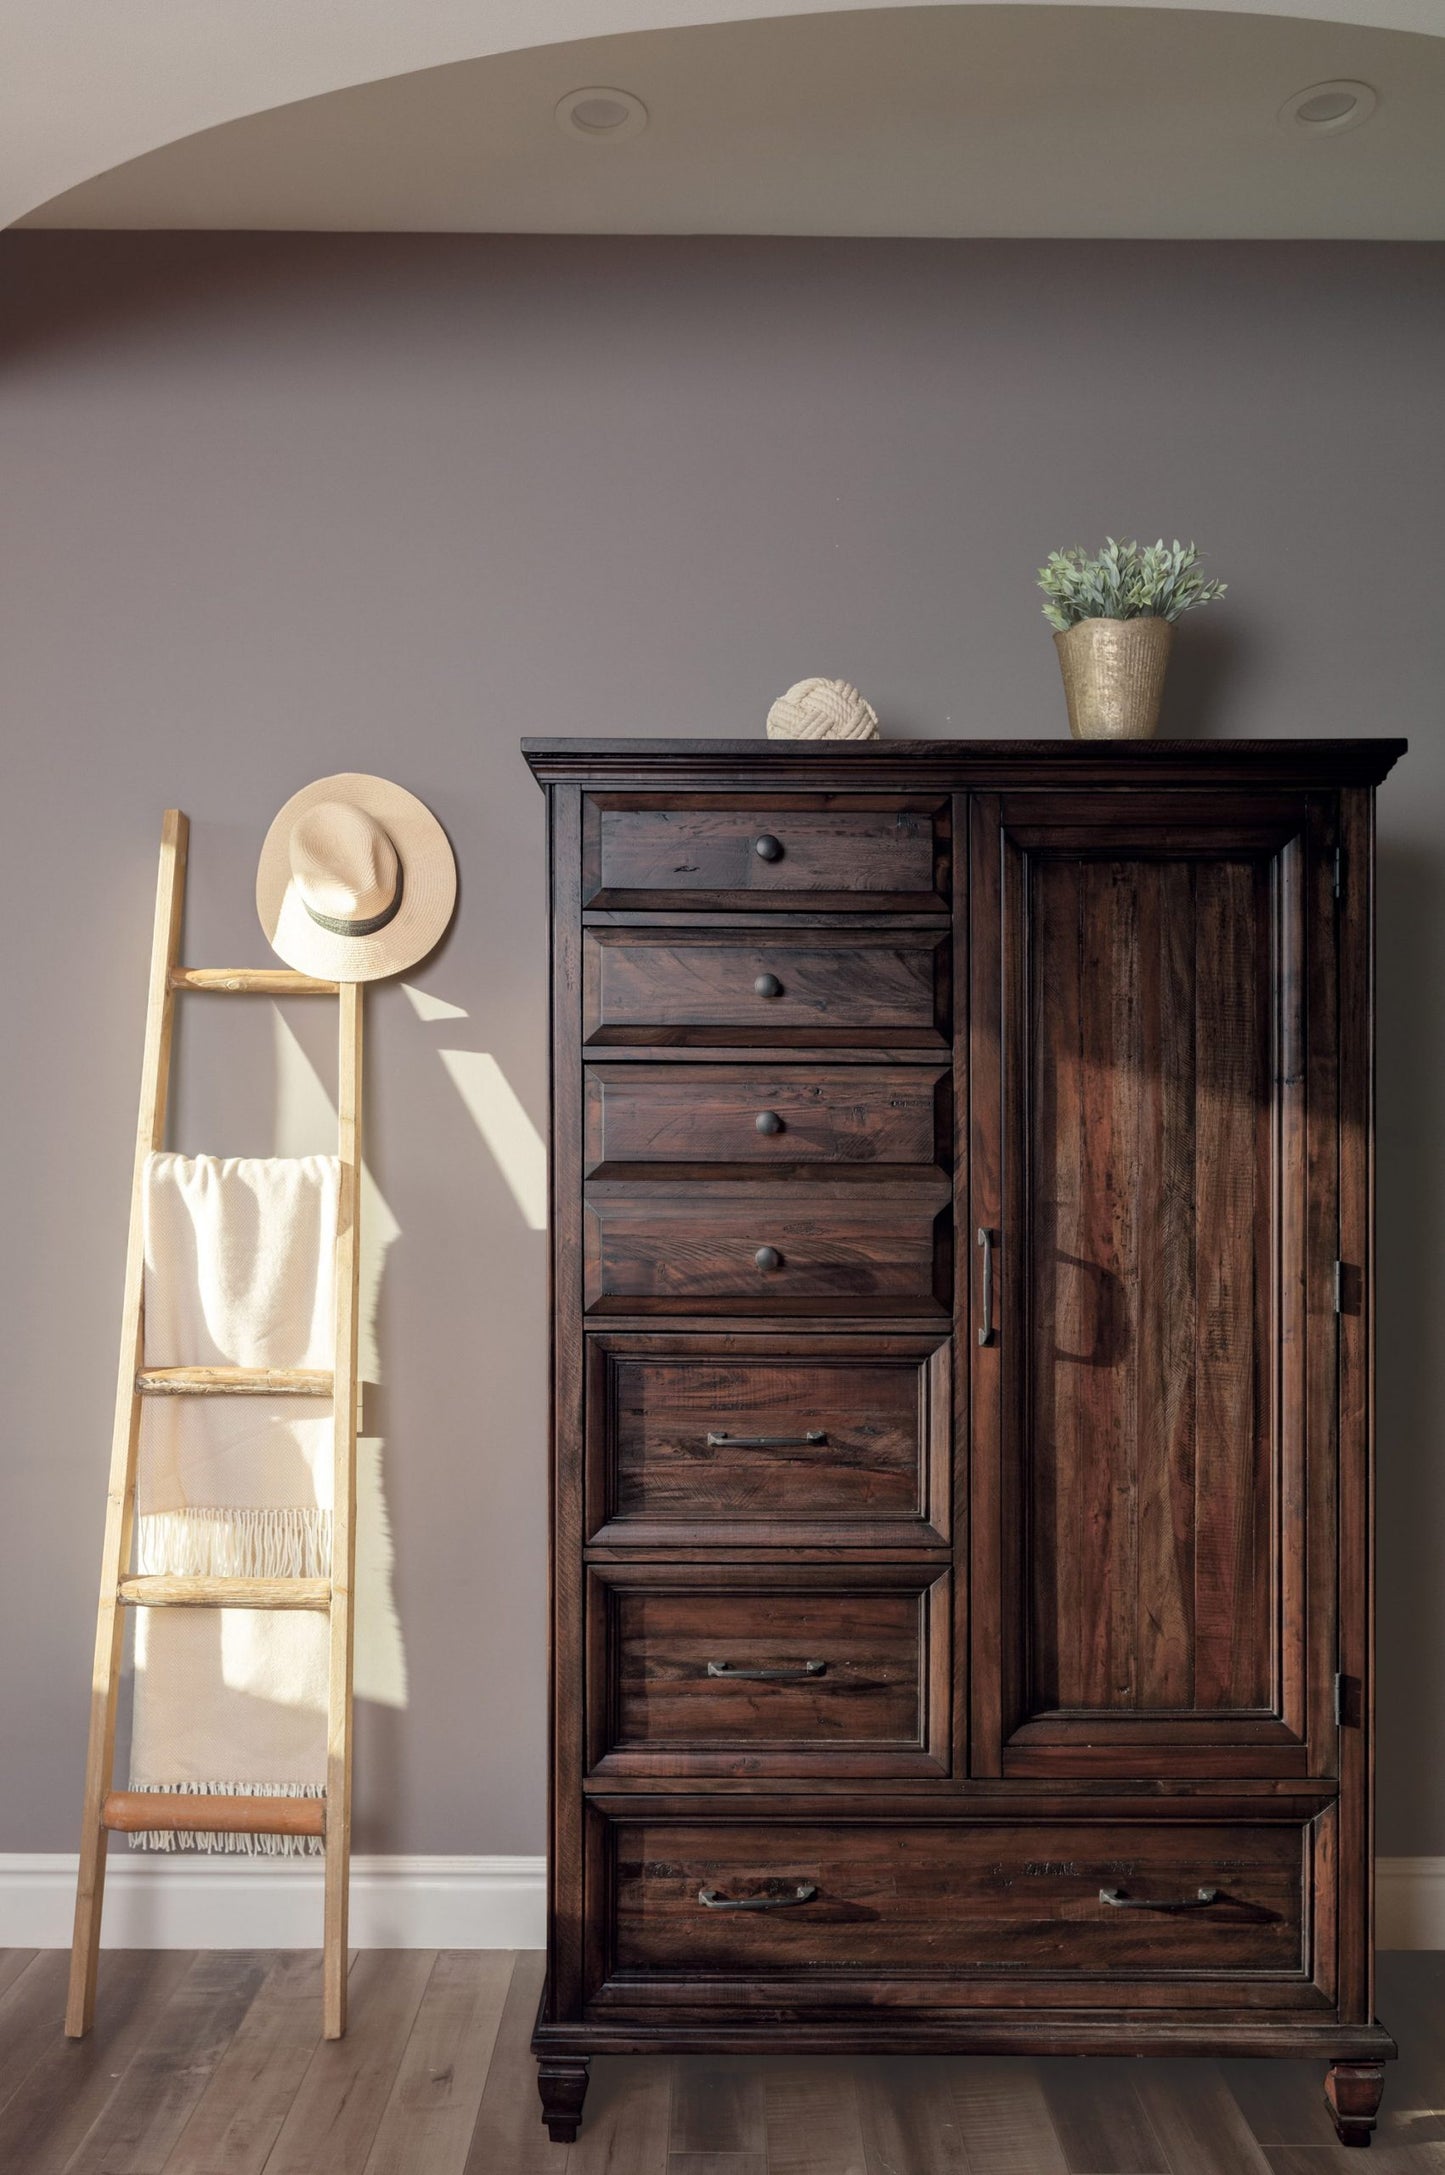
257,773,457,983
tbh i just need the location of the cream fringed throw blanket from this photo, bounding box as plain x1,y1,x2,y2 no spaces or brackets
131,1154,339,1852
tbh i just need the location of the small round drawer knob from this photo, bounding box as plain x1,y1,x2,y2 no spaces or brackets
755,1110,784,1136
754,1245,783,1272
754,834,784,862
754,973,783,999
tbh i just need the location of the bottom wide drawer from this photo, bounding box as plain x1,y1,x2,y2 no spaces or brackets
602,1818,1316,1999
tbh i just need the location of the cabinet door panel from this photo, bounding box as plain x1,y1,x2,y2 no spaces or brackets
969,792,1336,1778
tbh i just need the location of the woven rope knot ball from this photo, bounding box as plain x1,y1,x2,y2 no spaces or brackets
765,677,880,742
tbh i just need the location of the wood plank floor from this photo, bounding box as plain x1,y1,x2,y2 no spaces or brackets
0,1949,1437,2173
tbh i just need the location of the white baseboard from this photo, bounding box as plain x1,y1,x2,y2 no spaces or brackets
0,1853,1438,1952
1377,1858,1445,1950
0,1853,546,1949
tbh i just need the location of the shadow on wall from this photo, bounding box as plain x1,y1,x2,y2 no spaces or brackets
1375,840,1444,1851
1156,612,1262,740
272,1007,408,1711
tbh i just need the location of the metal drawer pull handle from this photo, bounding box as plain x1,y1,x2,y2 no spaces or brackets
755,1110,784,1135
706,1429,827,1448
754,1246,783,1272
1100,1885,1222,1910
754,834,784,862
977,1226,995,1346
754,973,783,998
699,1882,818,1911
707,1659,826,1680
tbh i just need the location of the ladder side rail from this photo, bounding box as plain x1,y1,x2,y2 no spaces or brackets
67,809,189,2037
323,981,363,2038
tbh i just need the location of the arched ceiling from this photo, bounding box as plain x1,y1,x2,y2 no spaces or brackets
4,0,1442,232
23,7,1445,237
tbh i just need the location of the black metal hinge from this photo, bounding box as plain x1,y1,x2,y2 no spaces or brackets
1333,846,1344,902
1334,1671,1350,1726
1333,1260,1345,1314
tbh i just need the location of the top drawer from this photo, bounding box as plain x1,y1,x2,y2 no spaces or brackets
583,796,949,911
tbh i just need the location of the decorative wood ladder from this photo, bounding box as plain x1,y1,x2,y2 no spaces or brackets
66,809,363,2040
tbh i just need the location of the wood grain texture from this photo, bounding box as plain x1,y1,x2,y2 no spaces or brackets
160,1950,335,2175
671,2059,767,2155
1220,2059,1345,2149
265,1949,433,2174
588,1335,949,1547
1,1948,1438,2170
569,2055,672,2173
1024,851,1275,1722
946,2057,1071,2175
582,927,948,1048
858,2055,967,2174
585,795,947,912
607,1819,1308,1986
587,1563,947,1778
68,811,188,2039
322,977,364,2040
585,1064,948,1174
583,1182,950,1317
534,743,1397,2134
102,1791,326,1837
363,1951,513,2175
524,739,1406,791
0,1949,194,2172
0,1951,69,2119
466,1953,565,2174
1038,2056,1170,2173
1132,2060,1275,2175
64,1949,270,2175
762,2058,866,2175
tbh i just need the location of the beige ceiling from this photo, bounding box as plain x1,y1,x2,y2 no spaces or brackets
22,5,1445,238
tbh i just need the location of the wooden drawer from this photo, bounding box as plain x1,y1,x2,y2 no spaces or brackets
602,1817,1315,2003
583,794,948,910
586,1565,950,1779
582,928,949,1048
585,1334,950,1548
583,1183,951,1317
584,1064,948,1175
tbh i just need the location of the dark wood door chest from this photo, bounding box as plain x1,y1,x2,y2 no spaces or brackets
523,736,1405,2148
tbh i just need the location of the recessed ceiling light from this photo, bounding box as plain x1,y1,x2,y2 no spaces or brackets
555,87,648,143
1278,80,1378,135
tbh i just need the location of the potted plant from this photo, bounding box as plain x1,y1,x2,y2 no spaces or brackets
1038,537,1227,739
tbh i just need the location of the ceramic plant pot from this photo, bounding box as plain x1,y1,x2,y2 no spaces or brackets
1053,615,1176,740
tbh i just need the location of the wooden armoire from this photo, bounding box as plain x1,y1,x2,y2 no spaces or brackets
523,736,1404,2147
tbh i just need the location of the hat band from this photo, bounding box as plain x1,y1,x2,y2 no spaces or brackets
302,866,403,939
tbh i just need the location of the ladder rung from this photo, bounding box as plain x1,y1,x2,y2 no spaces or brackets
102,1790,327,1838
136,1366,334,1397
118,1576,332,1611
170,968,340,995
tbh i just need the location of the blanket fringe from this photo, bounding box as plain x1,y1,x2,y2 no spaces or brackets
135,1506,332,1580
130,1508,331,1851
125,1780,327,1856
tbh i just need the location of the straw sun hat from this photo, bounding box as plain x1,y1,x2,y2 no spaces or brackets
257,773,457,983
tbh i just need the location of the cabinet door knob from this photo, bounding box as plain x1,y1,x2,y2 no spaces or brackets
755,1110,784,1135
754,973,783,999
754,1246,783,1272
753,833,784,862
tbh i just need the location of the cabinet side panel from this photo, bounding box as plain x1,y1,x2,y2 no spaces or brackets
547,783,587,2023
1337,785,1376,2025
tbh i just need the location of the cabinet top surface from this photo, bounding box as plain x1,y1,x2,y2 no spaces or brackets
522,736,1406,789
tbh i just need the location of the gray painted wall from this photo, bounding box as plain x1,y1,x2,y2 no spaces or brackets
1,233,1441,1857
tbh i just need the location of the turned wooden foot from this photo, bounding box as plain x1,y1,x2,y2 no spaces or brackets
537,2056,590,2143
1326,2060,1385,2147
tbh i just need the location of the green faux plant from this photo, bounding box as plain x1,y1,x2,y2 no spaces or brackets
1038,537,1227,632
